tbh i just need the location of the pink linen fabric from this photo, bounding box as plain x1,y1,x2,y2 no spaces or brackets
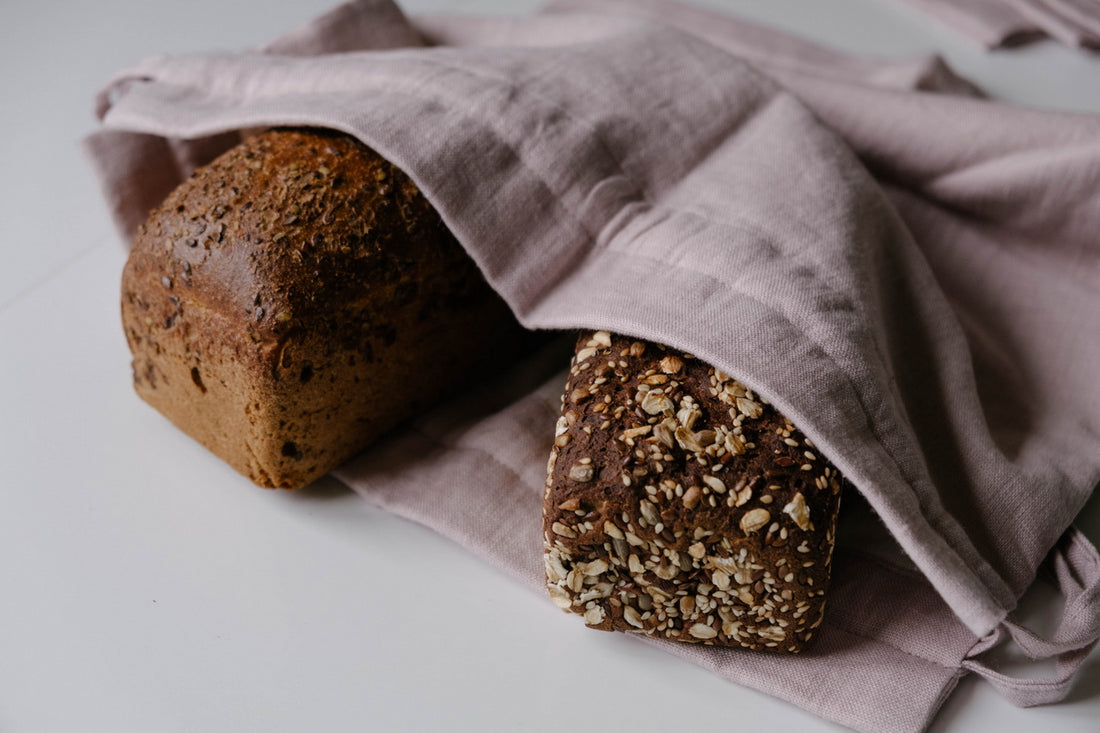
84,1,1100,730
887,0,1100,49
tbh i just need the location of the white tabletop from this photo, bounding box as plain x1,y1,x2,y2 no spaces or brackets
2,1,1099,731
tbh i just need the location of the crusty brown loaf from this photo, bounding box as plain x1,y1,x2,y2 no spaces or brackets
122,128,520,489
543,331,844,652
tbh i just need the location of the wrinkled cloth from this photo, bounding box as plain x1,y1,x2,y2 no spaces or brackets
84,0,1100,730
888,0,1100,49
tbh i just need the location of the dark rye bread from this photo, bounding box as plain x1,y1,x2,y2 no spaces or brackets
543,331,844,652
122,128,520,489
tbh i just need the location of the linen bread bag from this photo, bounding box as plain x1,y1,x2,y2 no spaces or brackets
86,0,1100,730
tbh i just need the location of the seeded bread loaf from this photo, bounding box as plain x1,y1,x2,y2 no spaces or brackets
122,128,521,489
543,331,844,652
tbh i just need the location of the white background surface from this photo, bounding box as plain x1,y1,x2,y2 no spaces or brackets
2,0,1099,731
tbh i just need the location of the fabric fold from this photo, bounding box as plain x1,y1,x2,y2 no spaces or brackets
962,528,1100,706
887,0,1100,50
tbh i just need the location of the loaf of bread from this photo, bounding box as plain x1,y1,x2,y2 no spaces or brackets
121,128,521,489
543,331,844,652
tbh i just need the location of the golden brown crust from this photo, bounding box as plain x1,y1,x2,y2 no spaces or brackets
543,331,843,652
122,128,520,489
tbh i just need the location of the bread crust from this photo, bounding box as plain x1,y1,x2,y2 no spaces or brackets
544,331,843,651
122,128,518,489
